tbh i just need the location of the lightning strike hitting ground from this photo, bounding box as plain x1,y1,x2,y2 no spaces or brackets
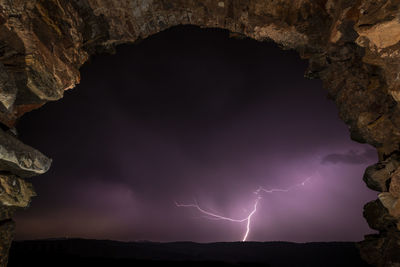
175,175,314,241
175,197,260,241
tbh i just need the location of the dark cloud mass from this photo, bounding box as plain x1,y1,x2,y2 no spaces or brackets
321,149,378,165
14,26,378,243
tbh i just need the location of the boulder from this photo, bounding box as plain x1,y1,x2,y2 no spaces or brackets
0,174,36,208
0,128,51,177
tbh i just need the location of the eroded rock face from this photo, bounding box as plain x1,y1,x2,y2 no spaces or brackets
0,220,13,267
0,206,15,267
378,167,400,223
0,127,46,265
364,199,398,232
363,153,400,192
0,174,35,208
359,232,400,267
0,128,51,178
0,0,399,266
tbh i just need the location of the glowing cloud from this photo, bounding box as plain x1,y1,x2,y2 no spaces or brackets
176,175,314,241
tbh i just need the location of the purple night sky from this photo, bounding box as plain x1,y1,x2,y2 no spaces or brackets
14,26,378,243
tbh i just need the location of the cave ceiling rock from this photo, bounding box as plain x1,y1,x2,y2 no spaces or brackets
0,0,400,266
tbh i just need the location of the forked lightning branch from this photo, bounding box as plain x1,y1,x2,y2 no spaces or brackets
175,175,314,241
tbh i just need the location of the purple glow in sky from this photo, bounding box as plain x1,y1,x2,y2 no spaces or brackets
14,26,378,242
176,175,313,241
176,196,260,242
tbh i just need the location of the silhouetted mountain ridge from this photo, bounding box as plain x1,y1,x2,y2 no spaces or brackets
9,239,372,267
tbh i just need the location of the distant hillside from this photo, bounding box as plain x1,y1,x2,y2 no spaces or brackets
8,239,372,267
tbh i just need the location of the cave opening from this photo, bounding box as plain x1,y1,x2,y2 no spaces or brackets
14,25,377,243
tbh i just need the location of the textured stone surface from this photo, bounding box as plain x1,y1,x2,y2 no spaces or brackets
0,174,35,208
359,232,400,267
0,0,399,266
0,128,51,178
0,220,14,267
379,192,400,220
0,207,15,222
390,167,400,198
377,165,400,229
0,193,17,267
0,63,17,111
364,199,398,231
363,154,400,192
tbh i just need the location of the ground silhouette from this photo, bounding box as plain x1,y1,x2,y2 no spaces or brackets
8,239,372,267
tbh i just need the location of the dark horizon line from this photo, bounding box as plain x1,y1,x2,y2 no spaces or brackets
13,237,363,244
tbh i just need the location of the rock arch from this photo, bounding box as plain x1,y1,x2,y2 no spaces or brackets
0,0,399,266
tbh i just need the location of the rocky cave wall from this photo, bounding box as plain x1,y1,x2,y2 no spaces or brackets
0,0,399,266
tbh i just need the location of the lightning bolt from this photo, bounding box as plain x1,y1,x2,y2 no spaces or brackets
175,197,260,241
254,175,313,195
176,175,314,242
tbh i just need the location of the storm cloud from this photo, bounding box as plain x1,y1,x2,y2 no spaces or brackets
14,26,378,243
321,149,377,165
